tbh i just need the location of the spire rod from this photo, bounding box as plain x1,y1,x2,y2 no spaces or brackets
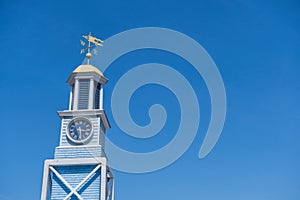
80,32,103,65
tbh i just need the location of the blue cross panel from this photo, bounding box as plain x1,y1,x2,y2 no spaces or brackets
50,165,101,200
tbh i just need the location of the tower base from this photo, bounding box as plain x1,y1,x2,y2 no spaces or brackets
41,158,114,200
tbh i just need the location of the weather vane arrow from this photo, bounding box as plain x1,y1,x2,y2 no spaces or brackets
80,32,103,65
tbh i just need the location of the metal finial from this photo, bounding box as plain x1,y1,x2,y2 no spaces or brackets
80,32,103,65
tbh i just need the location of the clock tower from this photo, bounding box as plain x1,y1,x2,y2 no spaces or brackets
41,34,114,200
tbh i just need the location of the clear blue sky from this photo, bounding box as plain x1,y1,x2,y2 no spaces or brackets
1,0,300,199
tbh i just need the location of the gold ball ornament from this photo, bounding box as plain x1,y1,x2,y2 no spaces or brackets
86,52,92,59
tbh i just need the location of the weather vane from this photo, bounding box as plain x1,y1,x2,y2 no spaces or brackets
80,32,103,65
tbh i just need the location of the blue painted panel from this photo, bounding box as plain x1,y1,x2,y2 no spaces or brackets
50,165,101,200
55,146,105,159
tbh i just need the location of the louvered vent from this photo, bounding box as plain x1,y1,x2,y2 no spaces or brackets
94,83,101,109
78,80,89,110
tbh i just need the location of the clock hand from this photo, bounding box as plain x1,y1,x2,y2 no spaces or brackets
78,127,82,139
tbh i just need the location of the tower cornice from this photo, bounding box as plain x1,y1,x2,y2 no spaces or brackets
57,109,111,130
66,69,108,86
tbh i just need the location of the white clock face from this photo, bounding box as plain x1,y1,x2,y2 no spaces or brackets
67,117,93,144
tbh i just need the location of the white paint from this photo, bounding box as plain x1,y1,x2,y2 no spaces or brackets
73,79,79,110
89,79,94,109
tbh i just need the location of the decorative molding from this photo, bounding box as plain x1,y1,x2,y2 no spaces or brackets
55,145,102,149
57,109,111,130
45,157,107,166
67,72,108,86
